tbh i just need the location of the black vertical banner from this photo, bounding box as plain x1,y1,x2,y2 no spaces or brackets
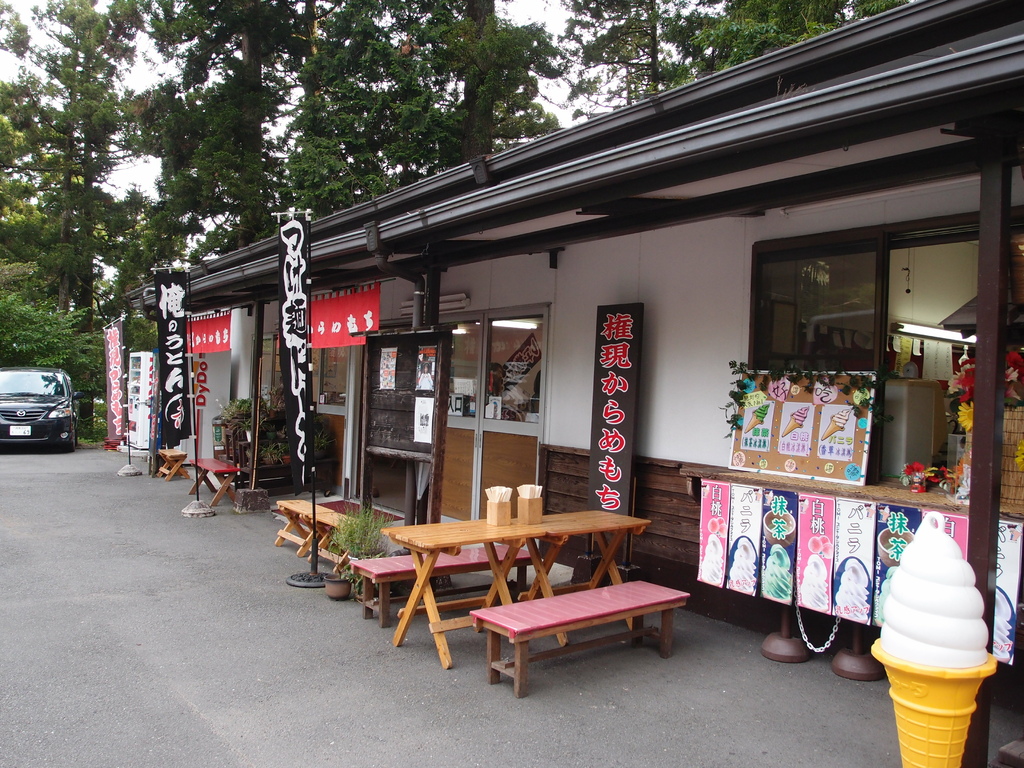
587,303,644,514
155,271,192,448
278,218,311,493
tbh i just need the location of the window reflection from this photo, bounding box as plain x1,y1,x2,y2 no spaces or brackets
486,318,543,422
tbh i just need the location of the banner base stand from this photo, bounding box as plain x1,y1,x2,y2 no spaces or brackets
182,500,215,518
287,571,327,588
118,463,143,477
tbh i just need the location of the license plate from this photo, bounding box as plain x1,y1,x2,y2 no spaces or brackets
10,425,31,436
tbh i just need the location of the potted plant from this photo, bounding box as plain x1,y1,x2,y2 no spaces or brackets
328,505,392,595
259,441,286,465
313,429,333,459
323,568,354,601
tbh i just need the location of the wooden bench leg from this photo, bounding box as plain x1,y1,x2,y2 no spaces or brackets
513,639,530,698
659,608,675,658
379,583,392,629
630,614,645,648
486,630,502,686
362,579,377,621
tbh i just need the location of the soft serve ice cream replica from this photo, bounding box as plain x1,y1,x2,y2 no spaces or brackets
871,512,997,768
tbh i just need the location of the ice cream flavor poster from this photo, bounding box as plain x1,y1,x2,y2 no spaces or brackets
796,494,835,615
922,510,969,560
726,484,763,595
777,402,814,457
739,401,775,453
873,504,923,627
728,373,873,486
994,519,1023,664
832,499,876,625
698,481,731,588
760,488,799,604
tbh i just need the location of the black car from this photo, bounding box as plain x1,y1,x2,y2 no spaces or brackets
0,367,83,451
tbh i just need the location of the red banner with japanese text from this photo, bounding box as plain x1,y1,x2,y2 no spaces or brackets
189,311,231,354
587,303,644,514
103,319,126,445
310,284,380,348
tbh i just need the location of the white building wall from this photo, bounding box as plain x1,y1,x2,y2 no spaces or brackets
376,175,1024,469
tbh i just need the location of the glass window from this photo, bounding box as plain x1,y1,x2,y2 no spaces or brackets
449,322,481,417
485,317,544,422
752,241,879,371
318,347,348,406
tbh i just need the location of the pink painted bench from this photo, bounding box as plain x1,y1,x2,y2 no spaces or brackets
470,581,690,698
351,545,533,628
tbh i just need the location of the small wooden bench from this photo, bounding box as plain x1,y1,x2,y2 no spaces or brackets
470,581,690,698
351,545,533,628
157,448,190,481
188,458,240,507
274,499,350,570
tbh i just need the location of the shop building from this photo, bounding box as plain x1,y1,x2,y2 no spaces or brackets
136,1,1024,761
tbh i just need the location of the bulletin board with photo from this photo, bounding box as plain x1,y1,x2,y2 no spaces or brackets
728,373,875,486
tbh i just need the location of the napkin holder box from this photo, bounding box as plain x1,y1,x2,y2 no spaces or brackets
517,497,543,525
486,500,512,526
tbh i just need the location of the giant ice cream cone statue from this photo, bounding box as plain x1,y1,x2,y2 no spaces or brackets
870,512,996,768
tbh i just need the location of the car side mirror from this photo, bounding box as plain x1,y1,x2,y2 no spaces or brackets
73,391,85,400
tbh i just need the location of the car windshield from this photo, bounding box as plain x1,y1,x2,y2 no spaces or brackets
0,371,68,397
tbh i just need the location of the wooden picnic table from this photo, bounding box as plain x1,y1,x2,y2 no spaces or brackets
274,499,350,571
382,510,650,669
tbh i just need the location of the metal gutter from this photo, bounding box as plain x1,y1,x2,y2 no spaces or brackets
371,35,1024,250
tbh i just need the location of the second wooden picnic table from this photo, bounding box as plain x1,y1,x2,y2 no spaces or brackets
382,510,650,669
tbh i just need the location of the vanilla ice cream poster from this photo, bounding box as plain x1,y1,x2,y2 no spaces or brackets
760,489,799,604
698,481,731,587
796,494,835,614
873,504,923,626
726,484,763,595
832,499,876,625
994,519,1023,664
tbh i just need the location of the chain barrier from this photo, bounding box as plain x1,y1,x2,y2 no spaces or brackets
795,605,842,653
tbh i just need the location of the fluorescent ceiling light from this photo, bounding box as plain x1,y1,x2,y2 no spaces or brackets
893,322,976,343
492,320,538,329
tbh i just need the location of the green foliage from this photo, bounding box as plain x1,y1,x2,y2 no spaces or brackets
0,293,104,391
329,506,392,560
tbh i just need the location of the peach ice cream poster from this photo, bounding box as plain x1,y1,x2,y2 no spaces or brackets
726,484,763,595
778,402,813,458
796,494,835,614
994,519,1022,664
832,499,876,625
759,489,799,604
698,481,731,588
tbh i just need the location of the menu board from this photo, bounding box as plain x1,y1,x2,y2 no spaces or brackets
729,373,875,486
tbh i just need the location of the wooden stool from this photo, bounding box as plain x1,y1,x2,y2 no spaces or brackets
189,458,240,507
157,449,191,481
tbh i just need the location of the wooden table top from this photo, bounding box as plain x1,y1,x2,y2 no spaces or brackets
383,510,650,552
276,498,345,526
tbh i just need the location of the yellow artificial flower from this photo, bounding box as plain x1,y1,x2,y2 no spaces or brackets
958,401,974,433
1016,439,1024,473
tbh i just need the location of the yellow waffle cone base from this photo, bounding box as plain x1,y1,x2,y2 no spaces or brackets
871,640,997,768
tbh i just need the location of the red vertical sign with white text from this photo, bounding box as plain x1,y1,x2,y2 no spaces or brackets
587,304,643,514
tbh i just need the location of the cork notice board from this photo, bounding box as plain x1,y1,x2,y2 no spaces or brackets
728,374,875,486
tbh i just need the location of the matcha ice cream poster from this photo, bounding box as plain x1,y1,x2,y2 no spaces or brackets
728,373,874,486
796,494,835,614
872,504,922,627
760,489,799,604
832,499,876,625
698,481,731,588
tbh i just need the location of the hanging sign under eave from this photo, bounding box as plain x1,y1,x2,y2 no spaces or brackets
189,311,231,354
310,284,380,348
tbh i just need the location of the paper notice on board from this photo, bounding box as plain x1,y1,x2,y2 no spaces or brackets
379,347,397,391
922,339,955,380
414,397,433,443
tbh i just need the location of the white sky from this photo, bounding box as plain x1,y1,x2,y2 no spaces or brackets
1,0,575,196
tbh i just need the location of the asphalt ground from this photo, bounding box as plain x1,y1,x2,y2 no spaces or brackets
1,446,1021,768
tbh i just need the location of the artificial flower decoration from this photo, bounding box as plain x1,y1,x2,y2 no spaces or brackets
957,401,974,433
949,351,1024,407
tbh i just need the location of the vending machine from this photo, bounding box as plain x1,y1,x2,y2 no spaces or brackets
127,351,155,449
